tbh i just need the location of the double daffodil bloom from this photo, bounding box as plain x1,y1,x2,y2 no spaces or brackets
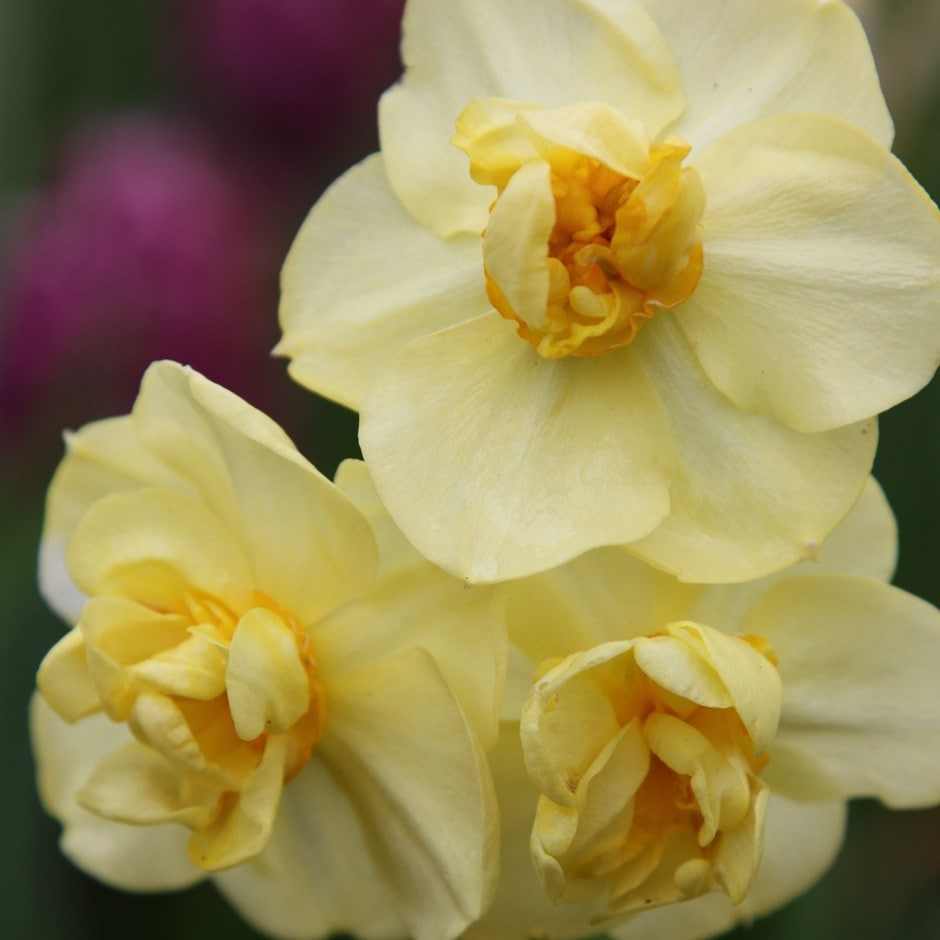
278,0,940,584
465,480,940,939
31,362,504,940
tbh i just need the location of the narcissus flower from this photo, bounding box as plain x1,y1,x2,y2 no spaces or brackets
278,0,940,584
31,361,503,940
465,480,940,939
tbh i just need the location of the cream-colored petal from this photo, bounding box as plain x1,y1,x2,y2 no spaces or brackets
633,630,733,710
76,742,217,828
322,648,497,940
188,735,288,870
314,563,505,748
736,794,846,921
128,692,254,789
484,159,554,329
277,154,489,411
452,97,545,189
214,758,407,940
226,607,310,740
806,476,897,583
628,317,876,582
66,487,251,612
506,544,704,669
380,0,683,236
463,723,606,940
751,575,940,808
521,642,635,806
605,795,845,939
131,632,228,702
533,718,650,899
687,476,897,636
664,622,781,753
39,416,190,622
134,362,378,622
36,627,99,722
642,0,893,150
710,779,767,904
682,113,940,433
520,103,651,179
360,312,672,582
333,459,428,580
78,596,199,719
645,713,751,844
30,695,203,891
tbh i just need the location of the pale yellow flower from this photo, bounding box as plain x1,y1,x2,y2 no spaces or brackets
466,479,940,939
31,361,504,940
278,0,939,584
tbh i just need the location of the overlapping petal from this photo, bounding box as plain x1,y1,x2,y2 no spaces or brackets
681,113,940,433
277,155,490,410
753,576,940,808
380,0,683,235
628,319,877,581
360,311,672,581
640,0,893,149
215,759,407,940
322,648,498,940
30,696,202,891
132,363,378,623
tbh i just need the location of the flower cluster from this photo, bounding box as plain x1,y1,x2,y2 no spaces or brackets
31,3,940,940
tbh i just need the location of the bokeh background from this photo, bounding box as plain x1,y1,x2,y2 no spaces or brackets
0,1,936,938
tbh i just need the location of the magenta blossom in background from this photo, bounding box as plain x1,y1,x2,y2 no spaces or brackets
173,0,404,147
0,116,285,445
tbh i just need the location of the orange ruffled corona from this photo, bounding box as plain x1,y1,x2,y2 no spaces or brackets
457,101,705,359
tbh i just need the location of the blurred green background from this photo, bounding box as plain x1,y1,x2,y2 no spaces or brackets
0,1,937,938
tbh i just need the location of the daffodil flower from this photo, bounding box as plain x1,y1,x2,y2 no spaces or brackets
31,361,504,940
278,0,939,584
465,480,940,939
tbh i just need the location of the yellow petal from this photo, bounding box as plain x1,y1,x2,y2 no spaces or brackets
66,487,251,613
628,317,877,582
214,758,407,940
135,362,379,623
360,312,671,582
39,415,186,623
30,695,203,892
77,742,217,828
736,794,846,922
519,103,651,180
453,97,544,188
506,544,703,665
36,627,99,722
277,154,489,411
632,630,733,711
647,0,892,150
682,112,940,433
748,575,940,808
644,713,751,844
522,642,636,806
379,0,683,236
314,560,505,748
226,607,310,741
78,596,197,720
463,722,608,940
483,159,554,329
188,735,289,870
710,779,767,904
323,647,498,939
664,622,781,753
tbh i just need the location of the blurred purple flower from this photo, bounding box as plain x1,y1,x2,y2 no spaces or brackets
172,0,405,147
0,116,285,443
